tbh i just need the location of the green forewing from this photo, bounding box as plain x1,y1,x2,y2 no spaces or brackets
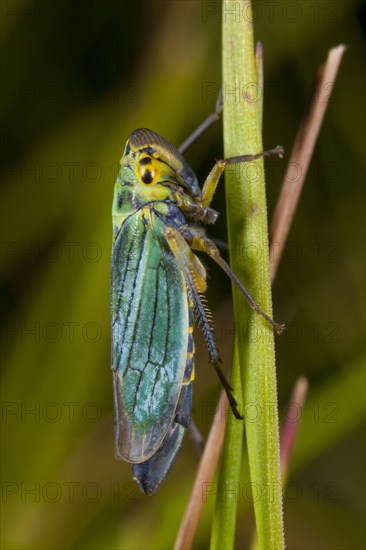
111,210,189,463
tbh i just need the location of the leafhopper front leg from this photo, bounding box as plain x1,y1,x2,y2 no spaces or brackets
198,146,284,223
184,227,285,335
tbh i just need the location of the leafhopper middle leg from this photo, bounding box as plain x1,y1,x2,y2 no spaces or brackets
182,226,285,334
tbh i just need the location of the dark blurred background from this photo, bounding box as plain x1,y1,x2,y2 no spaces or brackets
1,1,365,548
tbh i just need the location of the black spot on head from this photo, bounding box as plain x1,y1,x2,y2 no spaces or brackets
117,193,123,208
141,146,155,156
141,170,153,184
140,157,152,166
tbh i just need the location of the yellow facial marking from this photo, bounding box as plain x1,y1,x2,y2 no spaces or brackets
137,155,175,187
137,155,157,185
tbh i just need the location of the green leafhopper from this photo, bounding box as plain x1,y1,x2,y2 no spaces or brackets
111,110,284,494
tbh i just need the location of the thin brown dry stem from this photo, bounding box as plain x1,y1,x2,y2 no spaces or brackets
174,392,228,550
174,44,345,550
270,45,346,282
280,376,309,479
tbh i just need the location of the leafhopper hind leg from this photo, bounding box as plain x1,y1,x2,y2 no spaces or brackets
184,227,285,335
165,227,243,420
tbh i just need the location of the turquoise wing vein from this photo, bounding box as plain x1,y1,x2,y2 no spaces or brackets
111,211,188,463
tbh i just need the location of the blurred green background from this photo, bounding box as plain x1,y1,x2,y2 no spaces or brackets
1,1,365,548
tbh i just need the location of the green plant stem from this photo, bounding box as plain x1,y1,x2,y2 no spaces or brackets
211,2,284,548
210,345,243,550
